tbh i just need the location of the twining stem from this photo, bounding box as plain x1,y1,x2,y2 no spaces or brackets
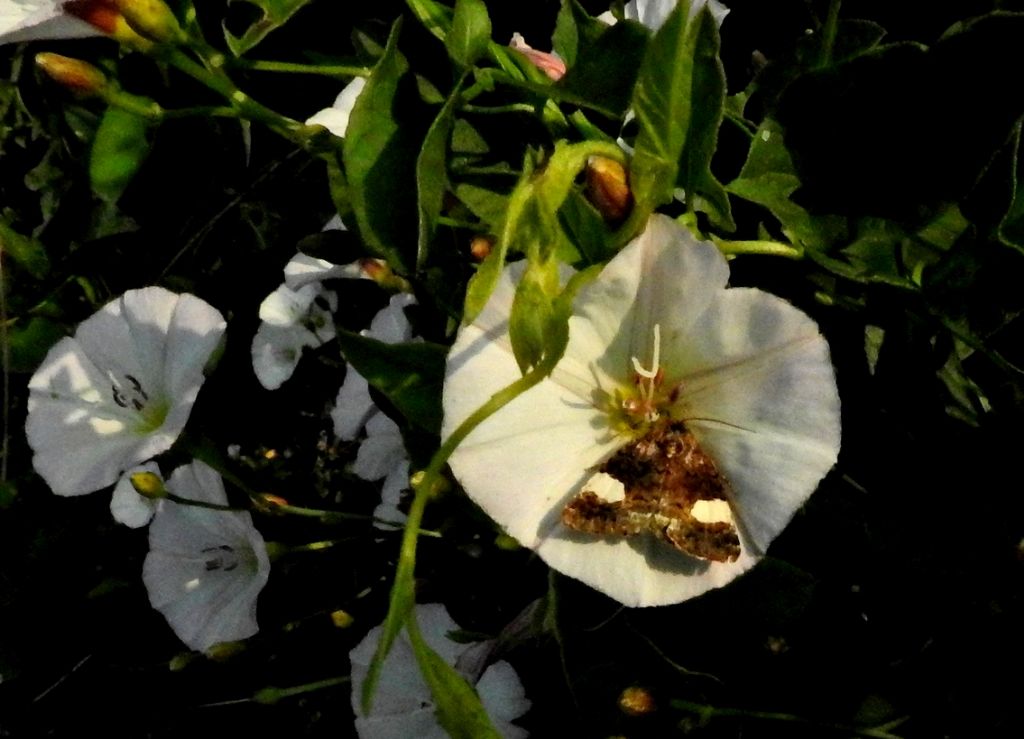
673,699,906,739
713,238,804,259
233,59,371,78
253,676,350,705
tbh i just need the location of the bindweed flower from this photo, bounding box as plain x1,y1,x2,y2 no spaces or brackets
0,0,103,44
509,32,566,81
27,286,225,496
349,603,530,738
306,76,366,138
143,461,271,652
442,215,840,607
332,293,417,526
251,279,338,390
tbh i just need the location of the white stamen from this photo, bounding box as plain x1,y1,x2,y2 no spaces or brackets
628,324,663,421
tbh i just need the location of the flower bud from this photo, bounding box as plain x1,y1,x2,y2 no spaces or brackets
112,0,186,44
470,235,494,261
618,685,657,717
330,609,355,629
130,470,166,499
585,156,633,223
509,33,566,81
35,53,108,96
63,0,154,50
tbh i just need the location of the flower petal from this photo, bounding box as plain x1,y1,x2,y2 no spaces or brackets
673,288,841,552
352,413,406,481
332,369,375,440
0,2,100,45
251,322,316,390
306,77,367,137
259,284,318,326
477,661,531,735
366,293,416,344
283,253,367,291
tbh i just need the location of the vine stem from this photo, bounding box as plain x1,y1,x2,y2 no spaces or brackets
713,238,804,259
233,59,371,78
673,699,906,739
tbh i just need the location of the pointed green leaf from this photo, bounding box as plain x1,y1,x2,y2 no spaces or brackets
630,5,732,229
447,0,491,68
405,0,453,40
552,0,607,67
223,0,313,56
0,221,50,279
344,18,429,274
416,81,462,269
999,121,1024,253
335,330,446,435
406,618,502,739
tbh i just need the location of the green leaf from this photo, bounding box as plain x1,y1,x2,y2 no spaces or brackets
223,0,313,56
405,0,453,41
453,178,510,229
89,107,152,204
629,5,733,229
998,121,1024,253
6,317,65,373
343,18,430,275
406,618,502,739
0,220,50,279
726,118,846,250
416,81,462,269
552,0,607,67
447,0,491,69
558,18,648,119
334,331,446,435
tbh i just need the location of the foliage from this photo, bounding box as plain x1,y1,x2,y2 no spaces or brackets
3,1,1024,737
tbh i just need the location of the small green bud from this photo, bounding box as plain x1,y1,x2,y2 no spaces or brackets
130,471,166,499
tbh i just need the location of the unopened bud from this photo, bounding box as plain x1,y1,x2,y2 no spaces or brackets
585,156,633,223
63,0,154,50
330,609,355,629
494,532,520,551
112,0,186,44
410,470,449,498
618,686,657,717
470,236,493,261
205,640,246,660
35,53,107,96
509,33,567,81
254,493,289,514
360,258,411,293
130,471,166,499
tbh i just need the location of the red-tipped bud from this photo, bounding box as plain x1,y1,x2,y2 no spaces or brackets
509,33,566,81
63,0,154,50
585,155,633,223
111,0,185,44
253,493,289,514
35,53,108,96
469,235,494,261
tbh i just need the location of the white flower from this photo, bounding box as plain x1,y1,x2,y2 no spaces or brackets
143,461,271,653
621,0,728,28
109,461,161,528
0,0,102,44
349,603,530,738
442,215,841,607
251,280,337,390
306,76,367,138
331,293,417,525
26,286,225,496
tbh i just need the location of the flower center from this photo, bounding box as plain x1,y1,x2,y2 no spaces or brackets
201,544,256,574
109,373,168,433
606,323,681,436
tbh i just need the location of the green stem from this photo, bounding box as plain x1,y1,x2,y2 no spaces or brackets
818,0,842,68
460,102,538,115
724,109,757,139
235,59,371,78
673,699,906,739
568,110,615,143
164,491,245,512
713,238,804,259
254,676,350,705
437,215,484,230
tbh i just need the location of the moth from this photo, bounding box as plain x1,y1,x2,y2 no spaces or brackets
561,419,740,562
